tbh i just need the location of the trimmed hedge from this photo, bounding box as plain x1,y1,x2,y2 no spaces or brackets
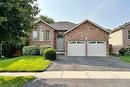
43,48,56,60
22,46,40,55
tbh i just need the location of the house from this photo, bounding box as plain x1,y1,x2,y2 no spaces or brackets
29,19,110,56
109,22,130,53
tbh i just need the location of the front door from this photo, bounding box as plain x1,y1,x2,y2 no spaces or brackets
56,35,64,51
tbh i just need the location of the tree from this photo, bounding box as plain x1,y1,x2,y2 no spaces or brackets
39,15,55,24
0,0,40,57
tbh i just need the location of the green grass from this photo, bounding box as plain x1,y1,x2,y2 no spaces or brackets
0,76,35,87
0,56,51,71
120,55,130,63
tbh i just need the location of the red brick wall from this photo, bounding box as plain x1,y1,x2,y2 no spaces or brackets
29,21,55,47
64,21,109,55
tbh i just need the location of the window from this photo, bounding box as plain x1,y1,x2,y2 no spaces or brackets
44,31,50,41
89,41,96,44
39,28,43,41
32,31,37,40
77,41,84,44
97,41,104,44
128,30,130,39
69,42,76,44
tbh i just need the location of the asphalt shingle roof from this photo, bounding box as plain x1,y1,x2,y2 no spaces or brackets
51,21,77,30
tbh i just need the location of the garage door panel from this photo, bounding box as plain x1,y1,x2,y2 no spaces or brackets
87,41,106,56
68,41,86,56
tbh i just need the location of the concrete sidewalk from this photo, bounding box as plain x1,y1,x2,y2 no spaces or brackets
0,71,130,79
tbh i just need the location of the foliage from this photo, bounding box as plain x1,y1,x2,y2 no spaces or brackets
2,42,23,57
22,46,40,55
40,45,52,55
119,48,128,55
0,56,51,71
0,0,40,43
110,53,119,57
39,15,55,24
44,48,57,60
0,76,35,87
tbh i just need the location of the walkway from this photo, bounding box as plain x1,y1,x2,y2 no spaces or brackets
1,71,130,79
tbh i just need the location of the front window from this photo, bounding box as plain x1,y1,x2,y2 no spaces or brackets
39,26,43,41
44,31,50,41
32,31,37,40
128,30,130,39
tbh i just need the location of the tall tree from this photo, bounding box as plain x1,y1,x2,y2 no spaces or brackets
0,0,40,57
39,15,55,24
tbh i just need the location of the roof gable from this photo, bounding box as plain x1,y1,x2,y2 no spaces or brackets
34,19,55,29
111,22,130,33
64,19,110,34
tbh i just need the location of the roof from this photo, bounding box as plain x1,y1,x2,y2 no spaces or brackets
111,22,130,33
51,21,77,30
64,19,110,34
34,19,56,29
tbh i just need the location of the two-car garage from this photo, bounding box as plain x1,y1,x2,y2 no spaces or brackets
64,19,110,57
67,41,107,56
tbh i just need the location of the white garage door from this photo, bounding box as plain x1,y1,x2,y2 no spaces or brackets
87,41,106,56
68,41,86,56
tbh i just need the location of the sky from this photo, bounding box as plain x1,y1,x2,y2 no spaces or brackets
37,0,130,29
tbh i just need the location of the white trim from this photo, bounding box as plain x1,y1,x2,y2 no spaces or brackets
64,19,110,35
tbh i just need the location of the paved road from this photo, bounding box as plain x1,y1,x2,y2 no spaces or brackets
24,78,130,87
47,56,130,71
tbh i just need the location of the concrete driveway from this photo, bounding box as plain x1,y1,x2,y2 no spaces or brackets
47,56,130,71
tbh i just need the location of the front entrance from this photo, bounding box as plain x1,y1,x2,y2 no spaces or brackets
56,35,64,51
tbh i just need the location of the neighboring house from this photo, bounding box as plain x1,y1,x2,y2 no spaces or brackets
109,22,130,53
29,19,110,56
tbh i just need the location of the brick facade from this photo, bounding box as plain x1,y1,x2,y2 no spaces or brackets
64,21,109,55
29,21,55,47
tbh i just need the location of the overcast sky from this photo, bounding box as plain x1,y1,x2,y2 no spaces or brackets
37,0,130,29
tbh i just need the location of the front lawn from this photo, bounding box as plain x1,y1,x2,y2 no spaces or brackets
0,56,51,71
120,55,130,63
0,76,35,87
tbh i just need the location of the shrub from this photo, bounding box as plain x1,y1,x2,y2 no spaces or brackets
119,48,128,55
2,42,23,57
40,46,52,55
22,46,40,55
43,48,56,60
